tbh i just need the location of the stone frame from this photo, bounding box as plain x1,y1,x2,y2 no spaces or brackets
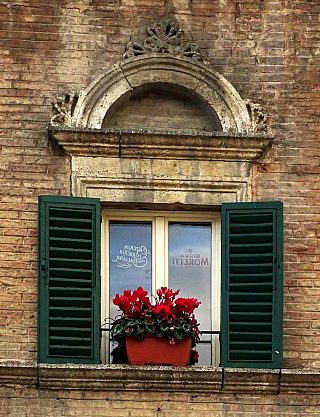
49,54,272,205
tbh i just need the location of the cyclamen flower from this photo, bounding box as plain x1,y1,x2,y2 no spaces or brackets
112,287,200,343
174,297,201,315
157,287,180,300
113,286,151,318
191,350,199,363
151,303,172,320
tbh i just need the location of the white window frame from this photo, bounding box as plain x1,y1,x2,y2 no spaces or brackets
101,210,221,366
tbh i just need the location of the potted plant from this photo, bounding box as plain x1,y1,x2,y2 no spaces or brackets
110,286,201,366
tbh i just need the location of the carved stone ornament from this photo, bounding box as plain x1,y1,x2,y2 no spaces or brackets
244,100,269,133
123,17,201,60
51,90,79,126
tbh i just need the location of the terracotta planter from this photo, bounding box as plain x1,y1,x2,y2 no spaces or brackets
125,334,192,366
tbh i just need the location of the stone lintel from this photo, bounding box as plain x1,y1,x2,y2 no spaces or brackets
223,367,280,394
49,126,273,162
71,156,251,204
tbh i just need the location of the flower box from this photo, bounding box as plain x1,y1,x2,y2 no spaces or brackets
125,334,192,366
109,286,201,366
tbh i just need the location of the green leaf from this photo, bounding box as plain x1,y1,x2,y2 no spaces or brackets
173,328,185,340
160,325,169,333
111,322,126,338
155,328,163,337
145,323,155,333
136,324,145,336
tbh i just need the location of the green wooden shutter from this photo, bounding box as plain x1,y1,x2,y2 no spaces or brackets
221,201,283,369
38,196,101,364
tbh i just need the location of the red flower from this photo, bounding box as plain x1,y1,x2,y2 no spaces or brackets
113,287,200,333
113,286,151,318
174,297,200,315
151,303,172,320
191,350,199,363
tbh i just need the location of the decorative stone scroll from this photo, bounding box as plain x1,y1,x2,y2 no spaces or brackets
51,90,79,127
123,17,201,60
244,100,269,133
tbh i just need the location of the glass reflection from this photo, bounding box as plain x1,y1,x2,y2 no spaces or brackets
109,222,152,321
168,222,212,365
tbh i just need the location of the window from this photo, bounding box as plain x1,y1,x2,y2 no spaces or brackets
38,196,283,369
100,211,221,366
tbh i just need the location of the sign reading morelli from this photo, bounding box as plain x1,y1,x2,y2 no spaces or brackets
171,249,209,266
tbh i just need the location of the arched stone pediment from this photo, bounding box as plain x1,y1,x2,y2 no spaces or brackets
50,54,272,162
48,17,273,205
68,54,252,133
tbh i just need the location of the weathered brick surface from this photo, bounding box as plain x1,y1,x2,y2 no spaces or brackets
1,0,320,413
2,387,320,416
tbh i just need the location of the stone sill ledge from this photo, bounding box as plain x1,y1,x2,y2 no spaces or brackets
1,362,319,394
48,126,273,162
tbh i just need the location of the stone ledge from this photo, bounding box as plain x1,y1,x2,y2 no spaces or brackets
281,369,320,394
3,362,320,394
48,126,273,162
38,364,222,392
222,368,280,394
0,361,37,387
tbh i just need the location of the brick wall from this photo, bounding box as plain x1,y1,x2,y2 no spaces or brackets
0,0,320,414
3,387,320,417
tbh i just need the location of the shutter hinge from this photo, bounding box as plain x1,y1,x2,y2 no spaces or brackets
273,260,281,291
41,258,48,285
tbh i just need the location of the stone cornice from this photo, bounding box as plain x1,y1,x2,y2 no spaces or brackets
2,362,320,394
48,126,272,162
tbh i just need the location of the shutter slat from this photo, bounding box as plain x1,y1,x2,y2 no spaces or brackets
49,318,92,327
230,283,273,291
49,227,92,232
221,202,283,369
38,195,101,364
49,336,92,342
49,278,92,287
230,332,272,341
49,327,92,333
49,237,92,250
50,258,92,266
230,341,272,349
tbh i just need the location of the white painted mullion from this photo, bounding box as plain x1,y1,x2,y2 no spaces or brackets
211,216,221,367
154,216,166,291
164,218,169,288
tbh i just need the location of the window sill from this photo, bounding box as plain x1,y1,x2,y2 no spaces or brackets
1,361,320,394
48,126,273,162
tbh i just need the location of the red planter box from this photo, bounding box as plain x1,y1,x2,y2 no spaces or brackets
126,334,192,366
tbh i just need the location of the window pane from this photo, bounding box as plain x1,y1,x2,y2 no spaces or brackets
168,222,212,365
109,222,152,320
